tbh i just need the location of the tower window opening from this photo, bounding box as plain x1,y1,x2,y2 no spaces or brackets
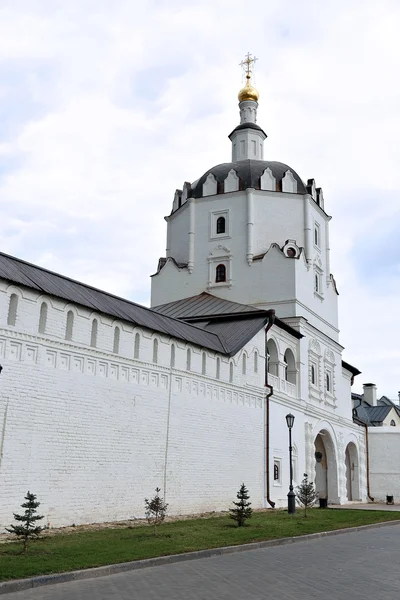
390,419,396,426
215,264,226,283
216,216,225,234
311,364,316,385
326,372,331,392
315,274,319,293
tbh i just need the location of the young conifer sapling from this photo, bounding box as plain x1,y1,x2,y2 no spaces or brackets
229,483,253,527
144,487,168,536
6,491,45,553
296,473,317,516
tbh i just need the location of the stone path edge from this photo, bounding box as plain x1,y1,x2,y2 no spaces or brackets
1,519,400,596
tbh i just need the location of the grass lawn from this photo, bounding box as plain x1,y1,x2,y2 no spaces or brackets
1,508,400,582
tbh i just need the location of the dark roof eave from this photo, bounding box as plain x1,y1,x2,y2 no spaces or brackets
342,360,361,376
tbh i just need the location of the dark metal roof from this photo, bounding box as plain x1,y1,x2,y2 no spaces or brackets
189,159,307,199
153,292,263,320
0,252,232,354
228,122,267,138
342,360,361,376
153,292,303,340
364,406,392,424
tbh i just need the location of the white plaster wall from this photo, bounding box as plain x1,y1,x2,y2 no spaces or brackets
368,428,400,501
0,282,268,530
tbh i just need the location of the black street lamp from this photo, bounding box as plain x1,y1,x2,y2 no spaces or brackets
285,413,296,514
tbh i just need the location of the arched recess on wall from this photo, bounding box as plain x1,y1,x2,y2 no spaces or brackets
186,347,191,371
170,343,176,368
242,352,247,375
113,326,120,354
65,310,74,341
229,361,234,383
7,293,19,326
254,350,258,373
267,338,279,376
284,348,296,384
313,424,339,504
90,318,98,348
134,332,140,359
202,351,207,375
216,356,221,379
345,441,360,501
153,338,159,364
38,302,48,334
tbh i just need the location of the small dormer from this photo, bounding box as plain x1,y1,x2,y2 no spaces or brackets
282,170,297,193
203,173,217,197
224,169,239,193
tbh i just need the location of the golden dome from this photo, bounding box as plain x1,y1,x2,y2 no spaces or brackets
238,74,259,102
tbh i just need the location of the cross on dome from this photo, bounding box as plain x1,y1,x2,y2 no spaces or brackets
238,52,259,103
239,52,258,78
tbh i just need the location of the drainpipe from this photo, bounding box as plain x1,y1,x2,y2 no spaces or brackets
363,422,374,502
265,310,276,508
353,400,374,502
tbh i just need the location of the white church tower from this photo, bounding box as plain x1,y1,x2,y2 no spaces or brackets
151,55,338,342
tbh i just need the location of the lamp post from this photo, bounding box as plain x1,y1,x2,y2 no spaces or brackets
285,413,296,514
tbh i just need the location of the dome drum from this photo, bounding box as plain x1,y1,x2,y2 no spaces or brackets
187,160,306,200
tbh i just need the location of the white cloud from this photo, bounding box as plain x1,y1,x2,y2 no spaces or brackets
0,0,400,395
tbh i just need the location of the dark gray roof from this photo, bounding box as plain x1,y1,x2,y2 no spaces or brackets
364,406,392,424
342,361,361,376
0,252,250,355
153,292,262,320
228,122,267,138
153,292,303,341
189,159,307,199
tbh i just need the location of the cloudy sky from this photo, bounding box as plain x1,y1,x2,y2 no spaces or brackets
0,0,399,397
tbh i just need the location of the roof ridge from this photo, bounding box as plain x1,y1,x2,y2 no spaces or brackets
0,251,226,345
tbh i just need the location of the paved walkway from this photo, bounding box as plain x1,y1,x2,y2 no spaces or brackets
3,524,400,599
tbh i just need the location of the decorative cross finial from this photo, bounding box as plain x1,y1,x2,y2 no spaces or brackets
239,52,258,79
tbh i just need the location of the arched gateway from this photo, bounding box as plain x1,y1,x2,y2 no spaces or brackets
314,430,339,504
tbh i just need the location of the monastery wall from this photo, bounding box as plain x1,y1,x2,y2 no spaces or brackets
368,428,400,502
0,281,266,529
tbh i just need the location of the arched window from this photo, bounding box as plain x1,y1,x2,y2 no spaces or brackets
315,274,319,293
134,332,140,359
215,264,226,283
267,339,279,377
311,364,316,385
90,319,98,348
7,294,18,326
326,372,330,392
113,327,120,354
229,362,234,383
216,216,226,234
216,357,221,379
202,351,207,375
153,338,159,364
186,348,191,371
65,310,74,341
170,344,175,368
390,419,396,427
38,302,48,334
284,349,296,384
274,463,279,481
254,351,258,373
242,353,247,375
